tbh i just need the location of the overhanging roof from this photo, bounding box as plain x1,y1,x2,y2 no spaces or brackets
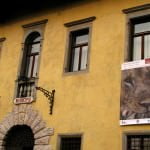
0,0,81,23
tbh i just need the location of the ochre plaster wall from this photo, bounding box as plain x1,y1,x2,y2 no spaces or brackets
0,0,150,150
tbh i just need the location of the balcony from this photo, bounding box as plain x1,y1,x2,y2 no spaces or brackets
14,77,36,104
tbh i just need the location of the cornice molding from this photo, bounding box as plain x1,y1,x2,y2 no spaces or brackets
64,16,96,27
122,4,150,14
22,19,48,28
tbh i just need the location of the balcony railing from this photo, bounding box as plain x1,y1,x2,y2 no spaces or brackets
17,78,36,98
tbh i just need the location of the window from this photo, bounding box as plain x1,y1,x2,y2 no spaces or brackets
131,16,150,60
17,32,41,98
20,32,41,78
68,28,89,72
64,16,96,73
15,19,47,99
59,135,82,150
126,134,150,150
123,4,150,61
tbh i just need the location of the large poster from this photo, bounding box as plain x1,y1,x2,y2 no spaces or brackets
120,59,150,125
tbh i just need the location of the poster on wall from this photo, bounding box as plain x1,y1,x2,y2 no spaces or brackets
120,59,150,125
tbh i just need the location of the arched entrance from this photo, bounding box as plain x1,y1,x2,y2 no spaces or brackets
3,125,34,150
0,104,54,150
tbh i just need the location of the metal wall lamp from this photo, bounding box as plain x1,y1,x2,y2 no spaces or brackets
36,86,55,115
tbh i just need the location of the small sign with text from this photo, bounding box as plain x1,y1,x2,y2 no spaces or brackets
14,97,34,104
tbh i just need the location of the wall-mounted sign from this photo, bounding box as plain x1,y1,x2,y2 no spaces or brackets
120,59,150,125
14,97,34,105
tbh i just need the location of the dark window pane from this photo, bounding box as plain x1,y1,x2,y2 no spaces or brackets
60,137,81,150
127,135,150,150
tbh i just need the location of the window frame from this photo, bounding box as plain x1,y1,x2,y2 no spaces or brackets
63,17,95,75
21,32,41,78
132,17,150,60
57,134,83,150
68,28,89,72
14,19,47,100
129,15,150,61
123,4,150,62
123,131,150,150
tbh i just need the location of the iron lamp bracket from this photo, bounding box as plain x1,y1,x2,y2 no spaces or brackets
36,86,55,115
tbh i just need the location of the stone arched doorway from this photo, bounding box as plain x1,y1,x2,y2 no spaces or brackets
0,104,54,150
4,125,34,150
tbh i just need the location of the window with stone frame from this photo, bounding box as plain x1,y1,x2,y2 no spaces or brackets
67,28,89,72
130,15,150,61
15,19,47,99
17,32,41,98
59,135,82,150
125,134,150,150
123,4,150,61
64,16,96,73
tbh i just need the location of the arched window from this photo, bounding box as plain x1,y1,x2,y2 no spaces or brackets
21,32,41,78
17,32,41,98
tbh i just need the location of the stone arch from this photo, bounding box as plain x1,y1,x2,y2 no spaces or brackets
4,125,34,150
0,104,54,150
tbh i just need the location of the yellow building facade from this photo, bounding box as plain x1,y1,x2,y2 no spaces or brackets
0,0,150,150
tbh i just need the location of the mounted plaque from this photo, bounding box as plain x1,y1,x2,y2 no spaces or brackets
14,97,34,105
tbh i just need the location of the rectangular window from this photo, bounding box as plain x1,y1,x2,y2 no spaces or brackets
123,4,150,61
59,136,82,150
131,16,150,61
127,135,150,150
69,28,89,72
64,16,96,73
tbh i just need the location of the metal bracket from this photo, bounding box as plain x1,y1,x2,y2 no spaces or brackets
36,86,55,115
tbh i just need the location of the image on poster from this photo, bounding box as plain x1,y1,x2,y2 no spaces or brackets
120,60,150,125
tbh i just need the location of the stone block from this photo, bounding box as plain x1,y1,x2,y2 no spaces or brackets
18,113,25,125
26,110,38,126
0,133,5,140
13,113,19,125
0,146,4,150
33,145,51,150
6,113,14,128
18,104,27,113
12,105,19,114
31,115,42,129
0,124,7,135
32,121,46,134
34,128,54,139
34,136,50,145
